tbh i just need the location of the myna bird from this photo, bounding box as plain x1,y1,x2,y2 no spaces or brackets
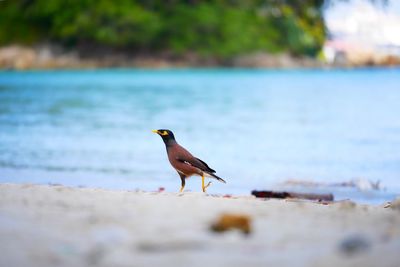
152,129,226,193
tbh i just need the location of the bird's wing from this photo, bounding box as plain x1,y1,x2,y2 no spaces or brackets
193,157,216,173
178,157,226,183
176,155,216,174
172,144,216,173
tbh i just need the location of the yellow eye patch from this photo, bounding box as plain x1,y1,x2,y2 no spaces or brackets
160,131,169,136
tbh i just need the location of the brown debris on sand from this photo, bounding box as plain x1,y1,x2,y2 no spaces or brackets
251,190,334,202
384,197,400,211
210,213,252,235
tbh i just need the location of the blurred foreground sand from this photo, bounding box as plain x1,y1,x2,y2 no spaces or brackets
0,183,399,267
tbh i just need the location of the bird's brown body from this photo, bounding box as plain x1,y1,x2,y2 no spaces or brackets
153,129,226,192
167,144,202,177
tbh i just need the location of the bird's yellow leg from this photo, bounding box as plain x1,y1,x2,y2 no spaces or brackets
201,175,212,192
180,178,185,193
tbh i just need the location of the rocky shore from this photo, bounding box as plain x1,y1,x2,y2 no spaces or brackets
0,44,332,70
1,44,399,70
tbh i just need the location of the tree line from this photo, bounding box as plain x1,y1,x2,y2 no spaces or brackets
0,0,325,58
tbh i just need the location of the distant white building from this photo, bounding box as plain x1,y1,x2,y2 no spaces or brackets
323,0,400,64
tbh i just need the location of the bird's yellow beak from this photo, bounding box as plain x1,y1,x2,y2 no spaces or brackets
152,130,159,134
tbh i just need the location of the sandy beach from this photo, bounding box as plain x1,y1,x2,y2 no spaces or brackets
0,183,399,267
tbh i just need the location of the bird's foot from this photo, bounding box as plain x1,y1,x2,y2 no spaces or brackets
202,181,212,193
179,186,185,193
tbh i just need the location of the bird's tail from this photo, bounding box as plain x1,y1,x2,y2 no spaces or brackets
206,172,226,183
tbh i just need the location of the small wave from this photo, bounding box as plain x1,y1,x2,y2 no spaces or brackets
0,162,134,175
47,99,95,114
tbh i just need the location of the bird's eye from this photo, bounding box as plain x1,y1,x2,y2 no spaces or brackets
161,131,169,136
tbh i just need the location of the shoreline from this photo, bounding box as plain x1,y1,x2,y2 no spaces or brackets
1,183,399,267
1,44,400,70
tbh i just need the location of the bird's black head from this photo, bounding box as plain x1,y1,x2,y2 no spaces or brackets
152,129,176,146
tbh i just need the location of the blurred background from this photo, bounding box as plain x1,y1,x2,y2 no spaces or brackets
0,0,325,67
0,0,399,203
1,0,399,68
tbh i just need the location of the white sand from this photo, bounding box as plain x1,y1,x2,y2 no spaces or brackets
0,183,399,267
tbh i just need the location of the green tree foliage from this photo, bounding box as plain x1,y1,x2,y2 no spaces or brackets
0,0,325,58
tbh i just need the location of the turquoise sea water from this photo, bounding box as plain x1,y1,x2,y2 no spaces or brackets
0,68,399,203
